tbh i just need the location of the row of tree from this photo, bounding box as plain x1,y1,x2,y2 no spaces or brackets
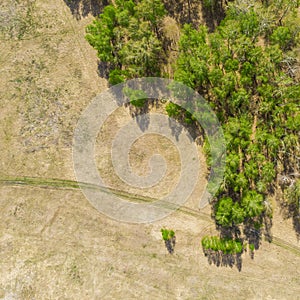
201,235,243,254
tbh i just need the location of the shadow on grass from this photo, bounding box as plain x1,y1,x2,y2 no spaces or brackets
164,236,176,254
276,178,300,240
97,61,112,80
163,0,200,28
203,209,273,271
203,249,243,271
63,0,108,20
281,200,300,240
163,0,227,31
200,0,226,32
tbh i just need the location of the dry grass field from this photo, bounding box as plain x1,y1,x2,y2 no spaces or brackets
0,0,300,299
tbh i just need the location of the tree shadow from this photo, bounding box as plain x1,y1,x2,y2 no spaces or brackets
168,118,183,142
164,236,176,254
203,248,243,271
280,200,300,241
293,216,300,240
163,0,227,31
124,99,204,141
263,213,273,243
200,0,226,32
97,61,112,80
63,0,108,20
201,224,243,270
167,113,204,144
163,0,202,28
219,225,241,240
124,99,155,132
242,214,274,257
276,180,300,240
243,224,262,251
243,210,274,251
205,209,274,270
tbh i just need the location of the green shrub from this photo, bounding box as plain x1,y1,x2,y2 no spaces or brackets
161,228,175,241
201,236,243,254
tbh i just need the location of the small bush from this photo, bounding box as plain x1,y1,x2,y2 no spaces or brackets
161,228,176,254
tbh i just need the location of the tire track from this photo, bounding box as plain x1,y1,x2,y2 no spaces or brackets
1,175,300,257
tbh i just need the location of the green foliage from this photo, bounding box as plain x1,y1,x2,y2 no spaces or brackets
285,179,300,210
270,26,292,49
165,102,195,124
202,0,215,9
123,87,148,107
108,69,127,85
203,136,212,167
85,0,166,82
232,202,246,225
215,197,245,227
161,228,175,241
85,0,300,256
120,34,162,77
86,5,117,63
245,160,259,181
261,162,276,184
249,243,255,252
135,0,166,28
241,191,264,218
215,197,234,227
174,0,299,238
201,236,243,254
165,102,181,118
175,24,210,89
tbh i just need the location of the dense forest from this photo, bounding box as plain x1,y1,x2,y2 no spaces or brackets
83,0,300,268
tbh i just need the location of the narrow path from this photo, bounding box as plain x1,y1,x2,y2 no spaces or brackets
1,175,300,256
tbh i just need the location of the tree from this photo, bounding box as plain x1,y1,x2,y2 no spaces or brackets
241,191,264,218
174,0,299,240
135,0,166,33
232,202,245,225
165,102,181,118
85,0,167,82
119,33,162,77
123,87,148,107
201,236,243,254
215,197,234,227
85,5,118,63
261,162,276,185
161,228,176,254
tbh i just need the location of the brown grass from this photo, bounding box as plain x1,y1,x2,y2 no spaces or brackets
0,0,300,299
